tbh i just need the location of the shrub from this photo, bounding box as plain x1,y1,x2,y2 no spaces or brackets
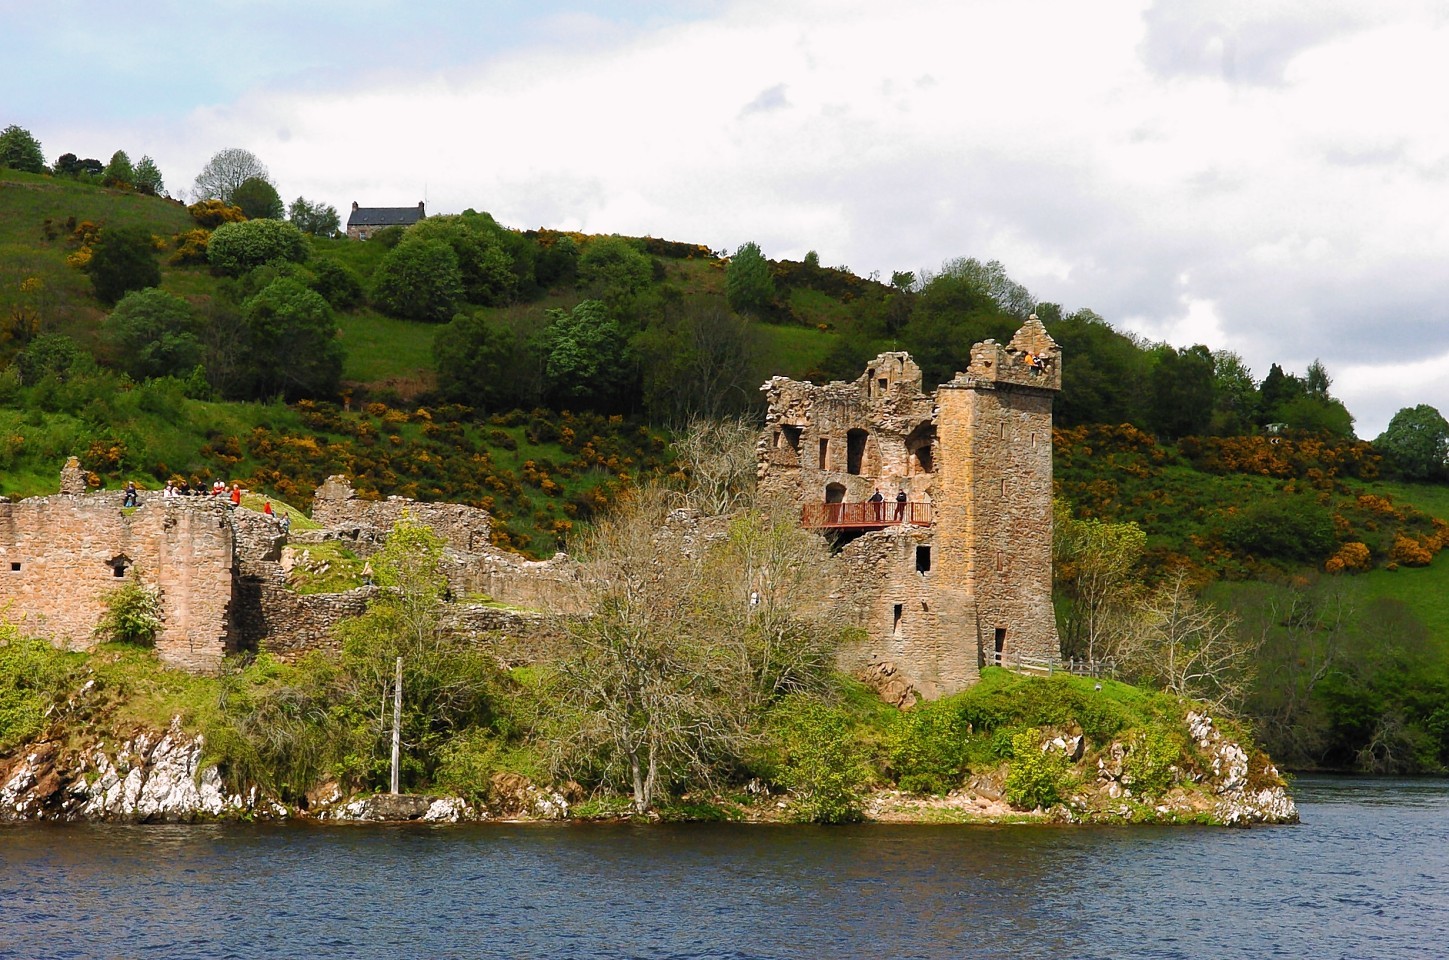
766,696,872,823
94,578,164,646
0,628,77,750
1119,727,1182,798
888,699,971,794
1003,727,1077,810
207,219,309,275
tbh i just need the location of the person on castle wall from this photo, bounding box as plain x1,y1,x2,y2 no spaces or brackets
212,479,225,497
229,483,242,508
279,513,291,535
122,482,138,507
868,487,885,521
163,481,176,499
178,478,191,497
895,488,907,522
1025,352,1047,373
363,560,375,586
262,499,274,517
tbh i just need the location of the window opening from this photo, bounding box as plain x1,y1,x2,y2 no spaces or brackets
893,603,904,634
915,545,931,574
994,627,1007,661
9,562,19,572
846,429,868,475
825,482,846,504
818,438,829,470
782,425,802,452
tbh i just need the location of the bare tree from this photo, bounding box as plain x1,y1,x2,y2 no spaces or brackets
1053,499,1146,662
671,417,760,516
192,147,272,203
1120,570,1262,715
544,486,849,812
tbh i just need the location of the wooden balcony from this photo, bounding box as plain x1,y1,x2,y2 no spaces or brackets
800,502,933,530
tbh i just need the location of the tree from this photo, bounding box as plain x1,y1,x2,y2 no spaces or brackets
102,150,134,189
1121,570,1262,714
670,417,760,516
371,238,465,322
206,219,309,275
104,288,204,380
725,241,776,317
1375,404,1449,481
578,235,652,313
15,334,87,384
918,257,1034,318
636,303,758,424
1210,349,1258,434
546,487,844,813
308,259,364,310
542,299,633,409
133,155,164,196
232,177,284,220
288,196,340,237
0,125,45,173
433,311,538,410
1148,344,1215,439
191,147,270,203
235,278,343,400
1053,500,1147,662
85,225,161,305
410,215,517,305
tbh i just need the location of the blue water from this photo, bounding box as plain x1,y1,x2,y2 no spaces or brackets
1,776,1445,959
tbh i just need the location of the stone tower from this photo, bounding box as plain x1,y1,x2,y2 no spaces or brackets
758,317,1061,699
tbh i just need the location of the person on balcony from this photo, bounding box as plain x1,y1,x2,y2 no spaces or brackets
895,489,907,522
868,487,885,521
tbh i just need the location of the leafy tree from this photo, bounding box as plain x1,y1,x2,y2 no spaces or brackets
1257,362,1304,425
1053,500,1146,662
1045,309,1149,427
235,278,342,400
102,150,134,189
636,303,758,424
1278,393,1355,438
15,333,88,384
542,299,632,409
53,153,82,177
1220,494,1335,563
1148,344,1215,440
725,241,776,317
308,259,364,310
890,269,915,291
288,196,340,237
534,234,579,288
433,311,539,410
85,225,161,304
901,272,1017,387
0,125,45,173
1375,404,1449,481
577,235,652,313
133,155,164,195
371,238,465,322
104,288,204,380
232,176,285,220
919,257,1034,318
191,147,270,203
410,215,516,305
1210,350,1258,434
207,219,309,275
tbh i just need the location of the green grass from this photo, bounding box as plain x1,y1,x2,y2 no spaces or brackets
752,323,837,381
336,309,438,386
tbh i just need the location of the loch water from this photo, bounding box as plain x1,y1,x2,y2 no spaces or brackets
1,776,1446,960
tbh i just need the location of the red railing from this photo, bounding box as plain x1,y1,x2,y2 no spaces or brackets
800,502,933,530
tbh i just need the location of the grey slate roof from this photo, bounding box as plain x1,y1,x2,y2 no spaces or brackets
347,203,425,228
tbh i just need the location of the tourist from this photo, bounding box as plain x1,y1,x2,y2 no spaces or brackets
262,500,274,517
122,482,138,507
229,483,242,508
895,488,907,522
868,487,885,521
279,513,291,534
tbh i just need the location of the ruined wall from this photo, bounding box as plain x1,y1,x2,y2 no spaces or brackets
311,475,493,555
0,493,235,672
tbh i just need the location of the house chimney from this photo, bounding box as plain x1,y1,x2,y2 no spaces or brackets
352,201,359,210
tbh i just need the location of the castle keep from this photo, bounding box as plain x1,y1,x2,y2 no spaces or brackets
758,318,1061,699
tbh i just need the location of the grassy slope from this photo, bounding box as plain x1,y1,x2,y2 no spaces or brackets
1354,481,1449,643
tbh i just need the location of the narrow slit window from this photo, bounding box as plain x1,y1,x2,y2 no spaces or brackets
1001,478,1008,497
893,603,904,634
818,438,829,470
915,545,931,573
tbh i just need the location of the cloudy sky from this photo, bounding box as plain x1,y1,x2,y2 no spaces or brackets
4,0,1446,436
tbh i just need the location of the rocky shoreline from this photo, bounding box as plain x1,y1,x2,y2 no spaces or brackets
0,711,1297,827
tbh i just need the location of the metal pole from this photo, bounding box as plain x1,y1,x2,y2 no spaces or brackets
390,655,402,795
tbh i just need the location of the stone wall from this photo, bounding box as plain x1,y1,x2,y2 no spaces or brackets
311,475,492,554
0,492,235,672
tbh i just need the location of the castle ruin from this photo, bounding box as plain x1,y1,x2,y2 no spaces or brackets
758,317,1062,700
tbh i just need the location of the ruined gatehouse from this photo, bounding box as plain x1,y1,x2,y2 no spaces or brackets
758,317,1062,700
